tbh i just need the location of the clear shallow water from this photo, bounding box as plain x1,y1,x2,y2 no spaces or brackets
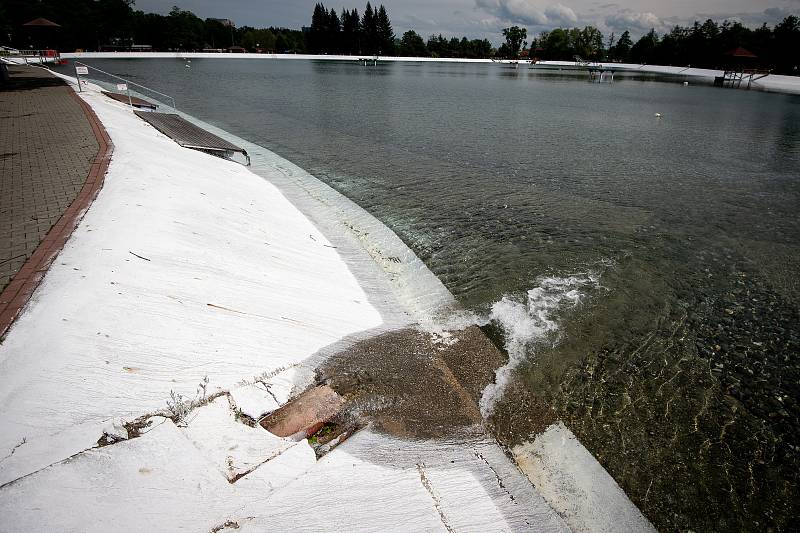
62,59,800,530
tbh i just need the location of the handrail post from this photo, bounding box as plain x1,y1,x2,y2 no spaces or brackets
73,60,176,111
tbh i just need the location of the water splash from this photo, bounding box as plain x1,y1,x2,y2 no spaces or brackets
417,309,488,346
480,274,599,418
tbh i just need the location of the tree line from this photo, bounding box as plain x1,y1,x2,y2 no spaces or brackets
1,0,305,53
306,3,493,58
1,0,797,74
307,3,394,55
525,16,799,74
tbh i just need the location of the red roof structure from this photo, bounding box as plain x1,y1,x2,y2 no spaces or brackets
725,47,757,59
22,18,61,27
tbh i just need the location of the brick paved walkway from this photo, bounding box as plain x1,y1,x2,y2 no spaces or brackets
0,65,98,291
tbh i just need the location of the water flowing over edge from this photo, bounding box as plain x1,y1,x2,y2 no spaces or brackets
480,273,601,418
175,96,608,424
163,90,607,424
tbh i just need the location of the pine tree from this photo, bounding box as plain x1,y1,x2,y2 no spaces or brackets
376,4,394,55
327,8,341,53
361,2,377,54
342,8,361,54
613,30,632,61
309,3,329,53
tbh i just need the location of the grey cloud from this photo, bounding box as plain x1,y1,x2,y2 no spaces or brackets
545,4,578,24
475,0,582,26
604,9,663,32
475,0,548,25
692,6,798,26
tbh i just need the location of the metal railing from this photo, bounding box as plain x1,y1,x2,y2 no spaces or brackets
73,61,177,111
1,49,61,64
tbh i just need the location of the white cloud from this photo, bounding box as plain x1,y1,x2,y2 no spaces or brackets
545,4,578,24
604,10,663,32
475,0,582,26
475,0,548,25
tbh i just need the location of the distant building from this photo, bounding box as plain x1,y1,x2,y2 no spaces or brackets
99,38,151,52
208,18,234,28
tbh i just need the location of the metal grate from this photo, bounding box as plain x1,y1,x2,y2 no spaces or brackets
134,111,249,165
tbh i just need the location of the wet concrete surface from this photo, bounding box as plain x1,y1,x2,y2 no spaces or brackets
318,325,556,442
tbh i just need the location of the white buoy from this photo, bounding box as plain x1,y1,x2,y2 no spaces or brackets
683,81,688,86
655,113,662,118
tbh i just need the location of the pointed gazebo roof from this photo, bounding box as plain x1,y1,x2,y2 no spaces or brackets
22,17,61,28
725,47,757,59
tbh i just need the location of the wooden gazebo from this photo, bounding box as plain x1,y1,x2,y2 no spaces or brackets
715,47,769,89
22,17,61,49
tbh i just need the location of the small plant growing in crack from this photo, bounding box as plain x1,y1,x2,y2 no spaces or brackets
166,390,193,426
232,405,257,427
197,375,209,401
209,520,240,532
165,376,222,426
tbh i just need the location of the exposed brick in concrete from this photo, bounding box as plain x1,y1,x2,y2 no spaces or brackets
0,65,111,338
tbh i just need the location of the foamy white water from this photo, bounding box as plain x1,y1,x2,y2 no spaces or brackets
480,274,599,418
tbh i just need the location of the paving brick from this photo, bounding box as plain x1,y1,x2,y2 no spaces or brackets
0,66,98,291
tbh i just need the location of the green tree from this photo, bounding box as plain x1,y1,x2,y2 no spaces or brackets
327,8,341,52
241,28,276,51
577,26,604,59
341,8,361,54
496,43,511,58
308,3,328,53
540,28,571,59
399,30,427,56
630,28,659,64
203,18,230,49
502,25,527,58
773,15,800,74
361,2,377,54
612,30,633,61
167,7,204,50
375,4,394,55
275,32,290,52
426,34,445,57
